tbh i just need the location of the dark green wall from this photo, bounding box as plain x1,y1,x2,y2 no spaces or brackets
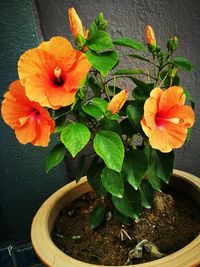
0,0,199,245
0,0,66,244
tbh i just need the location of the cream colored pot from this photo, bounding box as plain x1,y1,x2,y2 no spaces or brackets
31,170,200,267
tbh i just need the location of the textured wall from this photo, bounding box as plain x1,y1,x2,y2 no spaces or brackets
0,0,199,245
0,0,67,244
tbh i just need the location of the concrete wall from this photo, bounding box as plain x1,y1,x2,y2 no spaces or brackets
0,0,199,244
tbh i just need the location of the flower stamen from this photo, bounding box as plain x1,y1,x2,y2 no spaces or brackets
54,67,64,86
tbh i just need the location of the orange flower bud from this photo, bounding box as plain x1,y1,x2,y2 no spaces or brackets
146,25,156,48
107,90,129,114
68,8,84,38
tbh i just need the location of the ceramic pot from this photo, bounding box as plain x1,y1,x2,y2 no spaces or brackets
31,170,200,267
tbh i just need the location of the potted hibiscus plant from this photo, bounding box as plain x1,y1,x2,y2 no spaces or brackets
1,7,200,267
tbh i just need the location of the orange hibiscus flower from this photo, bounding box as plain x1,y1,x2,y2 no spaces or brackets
107,89,129,114
141,86,195,152
1,80,55,147
18,36,91,109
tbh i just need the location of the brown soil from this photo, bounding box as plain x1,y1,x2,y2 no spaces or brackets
52,188,200,266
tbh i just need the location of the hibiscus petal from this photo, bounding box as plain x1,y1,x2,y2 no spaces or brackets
158,86,186,116
164,105,195,128
149,120,189,153
18,48,53,86
143,88,162,129
25,74,54,108
149,127,173,153
32,118,52,147
15,117,37,144
1,81,33,128
39,36,76,66
64,51,91,90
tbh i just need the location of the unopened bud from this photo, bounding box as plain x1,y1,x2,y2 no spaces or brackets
95,12,108,31
68,8,84,39
146,25,156,51
107,90,129,114
168,65,177,78
167,36,179,52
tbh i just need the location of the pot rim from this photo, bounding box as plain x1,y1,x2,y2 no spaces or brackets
31,169,200,267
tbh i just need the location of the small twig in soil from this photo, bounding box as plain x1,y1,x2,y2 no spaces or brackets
120,229,132,241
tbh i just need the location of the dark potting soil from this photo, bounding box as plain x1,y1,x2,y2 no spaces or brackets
52,188,200,266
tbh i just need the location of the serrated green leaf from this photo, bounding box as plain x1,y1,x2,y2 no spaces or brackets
113,69,144,75
87,156,107,196
171,57,194,72
93,131,124,172
113,37,146,50
139,179,153,209
46,143,66,173
112,183,141,219
86,50,119,76
122,150,148,190
126,101,144,131
101,167,124,198
89,204,106,230
61,123,91,158
87,30,114,52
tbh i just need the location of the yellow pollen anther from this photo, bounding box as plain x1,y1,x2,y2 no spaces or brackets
165,117,184,124
54,67,62,80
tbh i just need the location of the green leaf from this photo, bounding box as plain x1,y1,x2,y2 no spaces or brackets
184,88,195,109
93,131,124,172
54,116,66,133
88,77,101,97
101,167,124,198
120,118,137,136
171,57,194,72
113,69,144,75
86,50,119,76
139,179,153,209
122,150,148,190
89,204,106,230
113,208,130,224
127,53,151,63
87,30,114,52
129,77,151,100
112,183,141,219
82,98,108,118
75,155,86,183
87,156,107,196
46,143,66,173
99,118,122,135
126,100,144,131
113,37,146,50
145,146,174,188
61,123,91,158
